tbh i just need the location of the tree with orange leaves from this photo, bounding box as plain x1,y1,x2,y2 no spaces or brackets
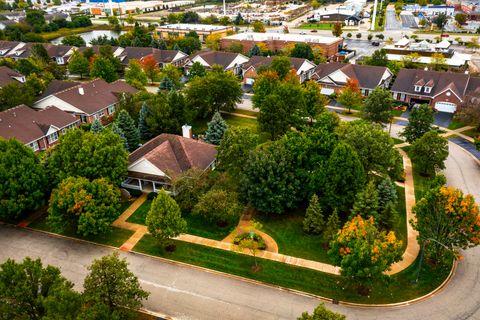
337,79,363,114
141,55,160,83
412,185,480,258
328,216,403,289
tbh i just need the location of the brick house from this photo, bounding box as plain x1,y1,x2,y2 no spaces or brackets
312,62,393,96
0,104,79,152
185,51,249,76
33,79,138,124
390,69,480,113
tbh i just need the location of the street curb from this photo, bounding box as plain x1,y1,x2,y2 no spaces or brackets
449,140,480,166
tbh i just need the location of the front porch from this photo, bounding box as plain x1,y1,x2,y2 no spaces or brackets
121,177,172,194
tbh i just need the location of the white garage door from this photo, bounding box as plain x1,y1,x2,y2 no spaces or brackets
245,78,255,85
435,101,457,113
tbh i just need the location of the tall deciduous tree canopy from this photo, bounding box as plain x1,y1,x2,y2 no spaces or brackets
46,129,128,185
361,87,394,127
188,61,207,80
204,111,228,145
90,55,118,83
193,188,243,224
67,50,89,79
337,79,363,113
410,130,448,176
48,177,121,236
367,49,389,66
290,43,314,61
125,59,148,88
401,104,435,143
145,91,189,136
0,139,47,220
303,81,328,123
217,127,259,176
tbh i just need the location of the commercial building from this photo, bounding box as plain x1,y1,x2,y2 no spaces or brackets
157,24,234,42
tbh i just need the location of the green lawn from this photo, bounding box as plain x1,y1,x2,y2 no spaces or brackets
29,214,134,247
392,137,405,144
403,146,434,200
299,23,334,30
394,186,408,251
126,200,237,241
231,109,258,117
134,235,452,304
448,119,466,130
192,114,259,135
462,128,480,138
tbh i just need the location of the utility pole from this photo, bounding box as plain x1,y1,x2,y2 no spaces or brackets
223,0,226,16
371,0,378,31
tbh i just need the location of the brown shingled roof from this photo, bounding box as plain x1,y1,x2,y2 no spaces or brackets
119,47,184,65
313,62,389,89
190,51,241,69
38,79,80,100
0,66,23,87
242,55,312,72
128,134,217,179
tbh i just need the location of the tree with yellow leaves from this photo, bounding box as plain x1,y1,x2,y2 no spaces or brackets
412,186,480,259
328,216,403,290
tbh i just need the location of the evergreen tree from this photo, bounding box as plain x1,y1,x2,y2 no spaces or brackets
377,177,398,208
114,110,140,152
149,38,158,48
379,201,397,230
173,43,181,51
248,44,261,57
159,76,174,91
322,209,340,247
90,119,103,133
204,112,228,145
158,39,167,50
350,180,380,221
138,102,150,141
112,123,129,150
303,194,324,234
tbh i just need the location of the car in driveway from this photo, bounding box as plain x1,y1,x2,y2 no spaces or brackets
372,41,380,46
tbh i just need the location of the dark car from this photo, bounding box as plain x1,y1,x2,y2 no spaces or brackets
371,41,380,46
310,29,318,32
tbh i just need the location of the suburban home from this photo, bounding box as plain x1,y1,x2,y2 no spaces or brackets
185,51,249,76
0,41,74,65
45,44,75,65
0,41,21,57
220,33,343,59
116,47,189,68
242,56,316,85
0,104,79,152
156,24,234,43
37,80,81,101
122,126,217,193
0,66,25,88
312,62,393,96
390,68,480,113
33,79,138,124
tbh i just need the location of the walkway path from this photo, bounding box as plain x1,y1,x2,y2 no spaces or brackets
112,193,148,251
222,217,279,253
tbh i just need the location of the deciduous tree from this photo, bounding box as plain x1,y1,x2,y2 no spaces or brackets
217,127,259,175
303,81,328,123
171,168,211,212
457,93,480,130
361,87,394,127
193,188,243,224
90,56,118,83
125,59,148,88
67,50,89,79
188,61,206,80
332,22,343,37
141,55,160,83
252,21,266,32
337,79,362,113
290,43,314,61
298,303,346,320
410,131,448,176
401,104,435,143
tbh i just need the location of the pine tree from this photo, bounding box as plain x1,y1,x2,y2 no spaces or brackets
90,119,104,133
159,76,174,91
248,44,261,57
114,110,139,152
149,39,158,48
112,123,129,150
350,180,380,222
158,39,167,50
379,201,397,230
138,102,150,140
322,209,340,247
377,177,398,208
173,43,181,51
204,112,228,145
303,194,324,234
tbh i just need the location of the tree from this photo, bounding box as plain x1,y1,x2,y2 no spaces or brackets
368,49,388,66
67,50,89,79
115,110,140,152
351,180,380,221
323,142,366,212
457,93,480,130
146,189,187,247
429,53,447,71
434,12,448,31
217,127,259,176
402,52,421,68
171,168,211,212
303,194,324,234
204,112,228,145
248,44,261,57
401,104,435,143
361,87,394,127
48,177,121,236
141,55,160,83
0,257,81,320
90,56,118,83
337,79,362,113
241,142,300,214
144,92,187,136
303,81,328,123
90,118,104,133
412,186,480,258
83,252,149,318
322,209,341,246
0,82,35,109
205,33,222,51
252,21,266,33
193,188,243,224
46,129,128,185
332,23,342,37
454,13,467,25
410,131,449,176
125,59,148,88
329,216,403,287
188,61,206,80
338,121,402,178
234,13,244,25
270,56,292,80
185,69,242,118
290,43,314,61
61,34,86,47
377,177,398,208
138,102,150,140
298,303,346,320
0,139,47,221
31,44,50,66
356,33,362,39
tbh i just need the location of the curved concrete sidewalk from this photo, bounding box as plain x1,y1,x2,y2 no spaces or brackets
222,218,279,253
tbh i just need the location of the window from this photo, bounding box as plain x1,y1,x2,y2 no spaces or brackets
99,111,105,118
414,85,422,92
47,132,58,144
28,141,39,152
424,86,432,93
80,114,88,123
108,105,115,114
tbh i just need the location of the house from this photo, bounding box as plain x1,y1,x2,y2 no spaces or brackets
0,41,20,57
117,47,189,68
312,62,393,96
310,9,362,26
37,79,81,101
0,104,79,152
185,51,249,76
121,127,217,192
0,66,25,88
45,44,75,65
242,56,316,85
156,24,234,43
220,32,343,59
1,41,74,65
34,79,138,124
390,68,480,113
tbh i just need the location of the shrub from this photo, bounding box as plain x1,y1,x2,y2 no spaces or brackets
233,232,266,250
125,188,143,197
147,192,157,200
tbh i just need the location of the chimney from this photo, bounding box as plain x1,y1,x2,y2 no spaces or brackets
79,87,84,95
182,124,192,139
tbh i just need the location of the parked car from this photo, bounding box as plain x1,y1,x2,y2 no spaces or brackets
371,41,380,46
441,33,450,37
310,29,318,32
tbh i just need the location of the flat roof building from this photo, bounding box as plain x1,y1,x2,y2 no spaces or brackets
157,24,234,42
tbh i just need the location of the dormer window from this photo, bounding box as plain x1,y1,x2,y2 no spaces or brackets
414,85,422,92
424,86,432,93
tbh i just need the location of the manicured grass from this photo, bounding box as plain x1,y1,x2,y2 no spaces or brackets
392,109,404,117
462,128,480,138
403,146,434,200
448,119,466,130
126,200,237,241
192,114,258,135
299,23,334,30
394,186,408,251
392,137,405,144
134,235,452,304
231,109,258,117
29,214,134,247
